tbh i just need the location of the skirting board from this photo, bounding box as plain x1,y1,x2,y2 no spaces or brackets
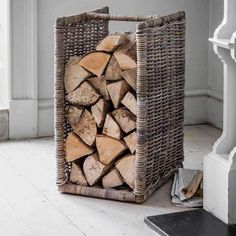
9,99,38,139
184,95,207,125
207,97,223,129
38,99,54,137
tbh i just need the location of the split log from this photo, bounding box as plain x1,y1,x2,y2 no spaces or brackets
121,91,137,115
91,99,111,128
105,56,122,81
96,34,128,52
114,34,136,70
66,81,101,106
185,171,203,199
116,154,135,190
66,107,97,146
121,68,136,91
73,109,97,146
102,168,124,189
69,162,88,186
64,56,91,93
112,107,136,133
87,76,110,101
79,52,111,76
96,135,127,165
65,106,84,128
83,153,111,186
102,114,121,140
107,80,130,108
124,131,136,154
65,133,93,162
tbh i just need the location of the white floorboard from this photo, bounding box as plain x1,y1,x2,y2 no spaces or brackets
0,125,221,236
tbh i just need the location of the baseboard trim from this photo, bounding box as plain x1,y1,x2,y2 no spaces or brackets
38,99,54,137
38,99,54,110
9,99,38,138
185,88,223,102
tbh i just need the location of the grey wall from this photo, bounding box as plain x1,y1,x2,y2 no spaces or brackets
37,0,211,136
207,0,223,129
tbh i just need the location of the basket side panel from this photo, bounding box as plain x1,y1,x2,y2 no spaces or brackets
135,12,186,195
54,8,109,185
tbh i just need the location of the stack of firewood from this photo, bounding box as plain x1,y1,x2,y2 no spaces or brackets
64,33,137,190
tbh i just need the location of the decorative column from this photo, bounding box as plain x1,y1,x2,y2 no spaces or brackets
204,0,236,224
8,0,38,138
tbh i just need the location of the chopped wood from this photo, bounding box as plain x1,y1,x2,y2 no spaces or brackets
102,114,121,139
105,56,122,81
83,153,111,186
121,91,137,115
69,162,88,186
65,133,93,162
107,80,130,108
72,109,97,146
91,99,111,128
121,68,136,91
63,32,140,191
185,171,203,199
96,135,127,165
114,35,136,70
79,51,111,76
124,131,136,154
112,107,136,133
66,106,97,146
65,106,84,128
66,81,101,106
96,34,128,52
116,154,135,190
87,76,110,101
64,56,92,93
102,168,124,189
195,181,203,198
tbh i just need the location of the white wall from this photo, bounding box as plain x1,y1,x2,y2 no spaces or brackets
36,0,210,136
207,0,224,129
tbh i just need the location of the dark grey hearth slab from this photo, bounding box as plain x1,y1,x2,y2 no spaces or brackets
144,209,236,236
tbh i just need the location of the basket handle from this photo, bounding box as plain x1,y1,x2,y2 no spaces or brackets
86,12,157,22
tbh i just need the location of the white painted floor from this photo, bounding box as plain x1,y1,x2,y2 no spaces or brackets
0,125,221,236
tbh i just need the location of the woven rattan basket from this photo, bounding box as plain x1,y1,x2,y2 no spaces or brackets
54,6,185,203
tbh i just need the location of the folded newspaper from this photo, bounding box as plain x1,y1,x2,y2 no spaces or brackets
171,168,203,208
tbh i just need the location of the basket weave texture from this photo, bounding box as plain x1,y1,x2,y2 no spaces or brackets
54,6,186,203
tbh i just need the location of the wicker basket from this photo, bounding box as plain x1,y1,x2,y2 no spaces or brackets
54,6,185,203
